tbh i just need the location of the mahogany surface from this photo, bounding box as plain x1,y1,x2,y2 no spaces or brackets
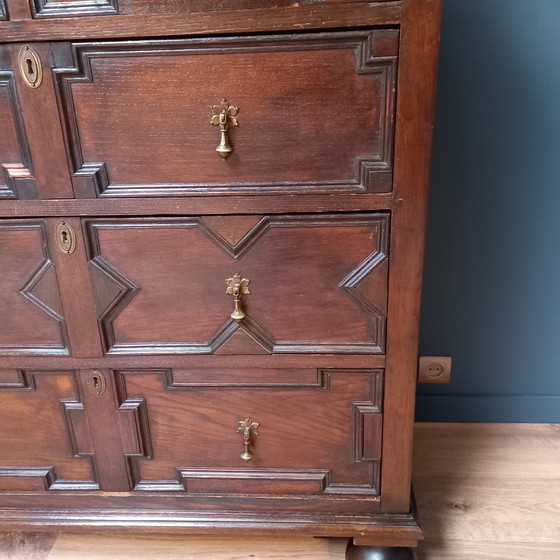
0,0,441,553
52,32,397,198
84,214,388,355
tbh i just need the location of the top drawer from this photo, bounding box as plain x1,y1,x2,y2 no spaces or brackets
52,30,398,198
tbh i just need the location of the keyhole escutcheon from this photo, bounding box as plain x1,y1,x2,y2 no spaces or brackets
55,221,76,254
18,46,43,89
88,370,106,396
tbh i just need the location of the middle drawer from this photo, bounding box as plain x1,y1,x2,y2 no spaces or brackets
84,213,389,356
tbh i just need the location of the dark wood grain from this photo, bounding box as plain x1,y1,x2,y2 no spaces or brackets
0,219,67,355
119,0,398,17
0,47,37,199
0,194,394,217
0,505,420,545
0,354,386,370
0,0,440,550
4,0,32,20
0,3,401,42
84,214,388,355
46,217,104,357
380,0,442,513
53,31,396,198
77,368,132,491
115,368,382,498
8,44,74,199
0,369,97,490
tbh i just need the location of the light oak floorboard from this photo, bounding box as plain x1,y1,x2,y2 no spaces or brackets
414,423,560,558
417,539,560,560
2,423,558,559
0,532,58,560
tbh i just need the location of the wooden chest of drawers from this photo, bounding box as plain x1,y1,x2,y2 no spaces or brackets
0,1,441,557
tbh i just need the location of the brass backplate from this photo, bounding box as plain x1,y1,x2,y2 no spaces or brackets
18,46,43,89
87,369,106,396
55,221,76,254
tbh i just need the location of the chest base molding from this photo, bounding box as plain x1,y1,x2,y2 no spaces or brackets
0,501,422,548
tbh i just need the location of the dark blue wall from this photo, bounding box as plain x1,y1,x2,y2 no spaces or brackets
416,0,560,421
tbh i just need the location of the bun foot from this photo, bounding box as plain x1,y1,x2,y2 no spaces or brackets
346,540,417,560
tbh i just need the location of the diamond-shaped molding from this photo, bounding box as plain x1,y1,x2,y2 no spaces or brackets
20,260,64,320
88,215,388,354
18,258,68,354
338,251,388,351
88,256,140,353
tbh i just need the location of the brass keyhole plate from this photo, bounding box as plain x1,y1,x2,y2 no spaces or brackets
18,46,43,89
55,221,76,254
87,369,106,396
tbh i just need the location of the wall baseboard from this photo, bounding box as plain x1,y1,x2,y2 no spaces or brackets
415,395,560,422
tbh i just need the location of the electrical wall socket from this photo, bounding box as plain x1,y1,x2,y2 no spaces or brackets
418,356,452,383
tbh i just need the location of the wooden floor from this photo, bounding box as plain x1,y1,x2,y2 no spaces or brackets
1,423,559,560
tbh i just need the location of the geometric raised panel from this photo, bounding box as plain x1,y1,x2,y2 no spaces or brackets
0,370,98,491
85,214,389,355
0,220,68,355
0,73,38,199
114,368,383,496
31,0,118,18
53,31,397,197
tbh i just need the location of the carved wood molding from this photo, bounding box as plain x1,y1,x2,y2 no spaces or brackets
0,370,99,490
53,30,397,197
0,506,422,536
0,73,38,199
114,368,383,495
31,0,118,18
85,214,388,355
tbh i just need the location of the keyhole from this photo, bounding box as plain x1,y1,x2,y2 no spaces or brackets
26,57,35,76
61,230,68,245
89,370,105,395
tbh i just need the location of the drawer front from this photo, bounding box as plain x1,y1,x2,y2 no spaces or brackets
0,369,97,491
84,213,389,355
0,220,68,356
115,367,383,496
53,31,397,198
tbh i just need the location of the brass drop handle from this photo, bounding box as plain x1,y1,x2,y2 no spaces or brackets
210,99,238,159
225,273,250,321
237,418,259,461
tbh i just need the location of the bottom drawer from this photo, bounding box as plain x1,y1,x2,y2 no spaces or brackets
116,367,384,496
